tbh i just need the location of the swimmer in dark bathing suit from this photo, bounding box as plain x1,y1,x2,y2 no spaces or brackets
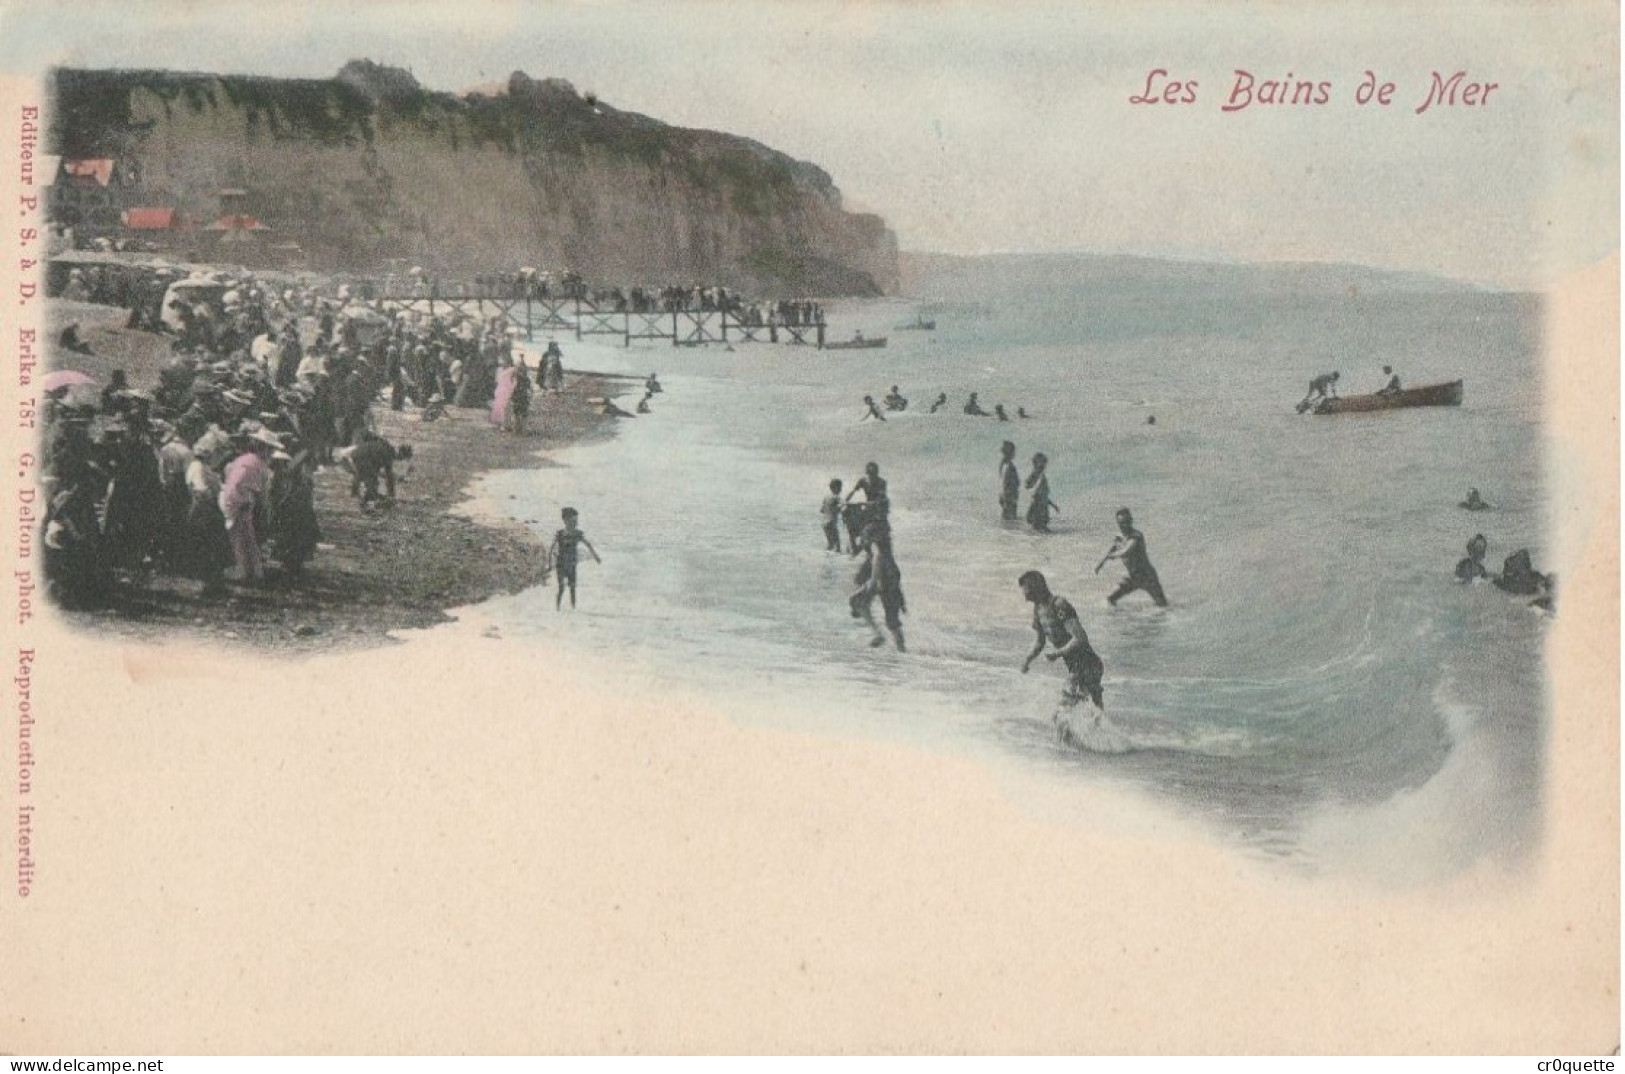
1019,569,1104,711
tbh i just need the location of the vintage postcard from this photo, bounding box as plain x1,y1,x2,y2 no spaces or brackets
0,0,1617,1056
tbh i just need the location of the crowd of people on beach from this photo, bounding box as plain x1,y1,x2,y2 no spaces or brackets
39,262,557,608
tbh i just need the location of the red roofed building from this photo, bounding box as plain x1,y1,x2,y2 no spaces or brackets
64,158,116,187
123,207,182,230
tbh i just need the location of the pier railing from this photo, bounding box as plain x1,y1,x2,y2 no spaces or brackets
372,288,828,349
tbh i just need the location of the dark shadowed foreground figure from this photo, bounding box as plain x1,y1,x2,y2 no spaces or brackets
850,520,906,651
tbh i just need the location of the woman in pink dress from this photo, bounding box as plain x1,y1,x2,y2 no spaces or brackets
219,430,278,584
490,356,518,431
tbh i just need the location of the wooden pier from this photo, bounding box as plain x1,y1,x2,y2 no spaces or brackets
371,287,828,349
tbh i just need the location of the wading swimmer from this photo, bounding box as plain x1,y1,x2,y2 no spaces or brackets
1024,452,1056,532
821,479,843,552
548,506,601,610
1019,569,1105,714
851,521,906,651
998,441,1020,521
1097,507,1168,606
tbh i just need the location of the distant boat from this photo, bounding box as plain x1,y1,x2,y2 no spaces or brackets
1310,380,1463,414
898,315,935,331
822,335,888,351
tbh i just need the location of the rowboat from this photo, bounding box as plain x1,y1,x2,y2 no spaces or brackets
822,335,888,350
1311,380,1463,414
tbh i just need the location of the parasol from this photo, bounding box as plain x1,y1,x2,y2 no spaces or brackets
42,369,95,392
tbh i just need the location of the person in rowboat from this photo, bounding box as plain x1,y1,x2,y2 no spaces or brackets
1297,371,1339,412
1376,365,1403,396
964,392,990,417
883,385,908,411
928,392,948,414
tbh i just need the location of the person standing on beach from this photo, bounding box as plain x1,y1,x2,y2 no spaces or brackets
509,358,533,434
1019,570,1104,711
821,479,844,552
219,430,278,585
182,445,232,597
1098,507,1168,606
339,429,404,508
543,341,566,393
998,441,1021,521
491,356,520,430
548,507,601,610
1024,453,1055,532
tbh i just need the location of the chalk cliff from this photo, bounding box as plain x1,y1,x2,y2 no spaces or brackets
50,63,898,297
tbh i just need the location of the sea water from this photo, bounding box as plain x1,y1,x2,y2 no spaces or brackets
469,267,1547,883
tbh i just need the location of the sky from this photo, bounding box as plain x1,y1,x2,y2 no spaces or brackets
0,0,1616,288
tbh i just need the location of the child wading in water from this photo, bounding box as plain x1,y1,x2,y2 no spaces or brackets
548,507,601,609
820,479,843,552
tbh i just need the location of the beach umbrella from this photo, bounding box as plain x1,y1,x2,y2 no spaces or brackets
43,369,95,392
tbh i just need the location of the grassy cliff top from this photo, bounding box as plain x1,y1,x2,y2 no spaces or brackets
51,62,842,211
